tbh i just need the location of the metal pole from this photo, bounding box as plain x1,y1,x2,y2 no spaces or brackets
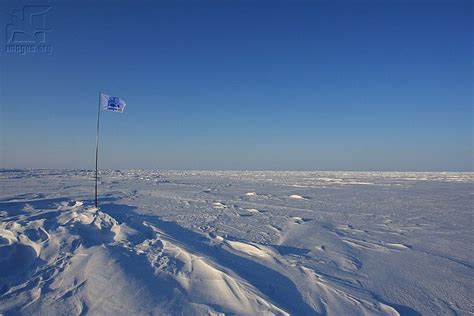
95,92,101,208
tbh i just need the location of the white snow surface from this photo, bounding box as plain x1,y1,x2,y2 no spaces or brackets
0,169,473,315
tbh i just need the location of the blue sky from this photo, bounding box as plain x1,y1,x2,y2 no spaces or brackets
1,0,472,171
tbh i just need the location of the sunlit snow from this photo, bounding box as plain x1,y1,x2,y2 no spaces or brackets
0,169,472,315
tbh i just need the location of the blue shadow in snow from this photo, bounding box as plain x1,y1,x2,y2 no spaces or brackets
100,202,319,316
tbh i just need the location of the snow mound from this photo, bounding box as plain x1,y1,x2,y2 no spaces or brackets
0,200,286,315
245,208,260,213
212,202,226,209
289,194,305,199
225,240,273,259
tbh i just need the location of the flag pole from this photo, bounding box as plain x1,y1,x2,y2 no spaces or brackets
95,92,101,208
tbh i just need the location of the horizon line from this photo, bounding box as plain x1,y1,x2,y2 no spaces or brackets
1,168,473,173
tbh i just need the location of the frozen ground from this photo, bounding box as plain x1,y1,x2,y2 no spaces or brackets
0,169,472,315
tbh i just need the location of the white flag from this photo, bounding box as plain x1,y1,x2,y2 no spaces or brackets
100,93,127,113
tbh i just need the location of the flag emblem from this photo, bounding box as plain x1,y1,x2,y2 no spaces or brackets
100,93,126,113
